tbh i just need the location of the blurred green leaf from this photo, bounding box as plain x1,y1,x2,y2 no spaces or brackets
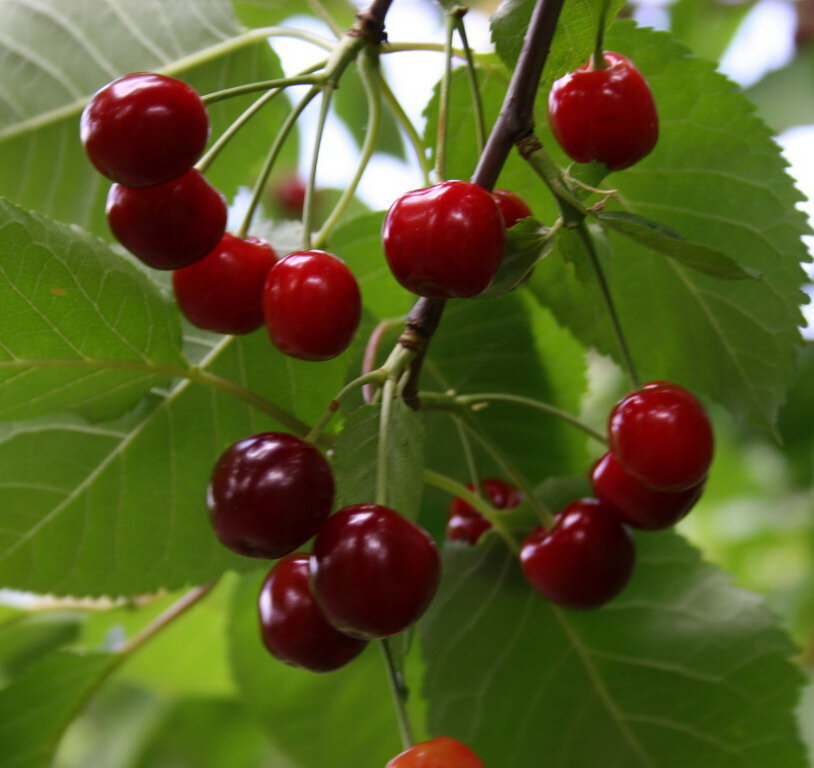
669,0,754,63
746,46,814,133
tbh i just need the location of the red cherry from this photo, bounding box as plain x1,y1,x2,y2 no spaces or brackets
608,381,714,491
172,233,278,334
382,180,505,299
258,553,367,672
208,432,334,559
386,737,485,768
520,498,635,610
491,189,533,229
310,504,440,640
106,169,227,270
275,174,308,218
80,72,209,188
263,250,361,361
446,478,523,545
548,51,658,171
591,452,704,530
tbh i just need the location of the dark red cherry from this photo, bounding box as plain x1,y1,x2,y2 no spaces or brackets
274,174,308,218
520,498,635,610
386,737,485,768
172,233,278,334
548,51,658,171
258,553,367,672
608,381,714,491
491,189,533,229
263,250,361,361
591,452,704,530
106,169,227,270
382,180,505,299
310,504,440,640
208,432,334,559
446,478,523,545
81,72,209,188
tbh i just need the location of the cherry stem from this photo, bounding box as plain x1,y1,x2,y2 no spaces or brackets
435,10,457,182
379,638,415,749
454,10,487,155
376,378,397,507
313,48,383,249
302,84,336,250
305,0,347,37
362,318,405,404
454,416,484,500
201,75,324,104
423,468,519,551
379,72,432,185
576,222,642,389
593,0,611,70
453,392,608,444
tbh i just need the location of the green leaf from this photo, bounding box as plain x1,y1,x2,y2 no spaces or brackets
490,0,626,87
477,217,554,298
745,47,814,134
233,0,357,30
0,199,184,421
669,0,754,64
0,0,295,235
421,533,808,767
333,402,425,520
0,332,344,597
594,211,761,280
0,650,115,768
530,22,810,430
0,612,83,683
228,571,403,768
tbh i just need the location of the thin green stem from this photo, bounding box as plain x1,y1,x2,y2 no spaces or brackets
454,417,483,497
314,49,383,248
381,42,467,56
522,143,587,225
379,72,431,186
305,0,346,37
376,378,397,507
435,12,457,182
306,369,389,443
237,87,320,239
456,412,554,526
577,222,641,388
593,0,611,70
379,638,415,749
201,75,323,104
423,468,519,551
454,392,607,445
196,61,327,174
302,84,336,249
454,15,486,154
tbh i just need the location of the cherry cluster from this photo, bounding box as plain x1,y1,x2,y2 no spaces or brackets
207,430,440,672
80,72,361,361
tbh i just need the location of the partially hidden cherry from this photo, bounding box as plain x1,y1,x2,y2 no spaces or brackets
208,432,334,559
382,180,505,299
520,498,635,610
491,189,533,229
263,249,361,361
386,737,485,768
274,174,308,218
173,233,278,334
446,478,522,545
310,504,440,640
81,72,209,188
258,553,367,672
591,451,704,530
548,51,658,171
608,381,714,491
106,169,227,270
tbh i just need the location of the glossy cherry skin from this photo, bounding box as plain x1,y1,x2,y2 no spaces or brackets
491,189,533,229
106,169,227,270
263,250,361,361
446,478,523,545
208,432,334,559
382,180,505,299
608,381,714,491
172,233,278,334
81,72,209,188
386,737,485,768
258,553,367,672
520,498,635,610
591,452,705,530
310,504,441,640
548,52,658,171
275,174,308,218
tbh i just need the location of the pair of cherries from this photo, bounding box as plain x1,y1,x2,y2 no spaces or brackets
81,72,361,361
208,431,440,672
448,382,713,611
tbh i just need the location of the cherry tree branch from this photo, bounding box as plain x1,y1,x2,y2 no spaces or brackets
400,0,566,408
